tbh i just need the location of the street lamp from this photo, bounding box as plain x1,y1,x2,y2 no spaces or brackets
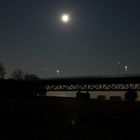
125,65,128,72
57,70,60,76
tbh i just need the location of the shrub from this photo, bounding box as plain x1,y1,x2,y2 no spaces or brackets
124,89,138,102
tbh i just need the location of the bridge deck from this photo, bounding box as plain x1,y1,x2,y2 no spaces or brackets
1,75,140,92
42,75,140,91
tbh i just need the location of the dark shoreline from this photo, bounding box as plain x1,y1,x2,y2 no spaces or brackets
0,96,139,139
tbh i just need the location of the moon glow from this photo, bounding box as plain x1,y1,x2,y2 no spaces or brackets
61,14,70,23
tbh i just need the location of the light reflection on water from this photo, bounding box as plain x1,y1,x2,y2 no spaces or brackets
47,91,140,101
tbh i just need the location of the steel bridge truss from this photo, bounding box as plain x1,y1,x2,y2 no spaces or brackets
44,76,140,91
45,83,140,91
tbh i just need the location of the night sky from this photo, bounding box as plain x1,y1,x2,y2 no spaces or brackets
0,0,140,78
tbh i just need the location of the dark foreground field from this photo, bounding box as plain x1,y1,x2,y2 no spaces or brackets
0,97,140,140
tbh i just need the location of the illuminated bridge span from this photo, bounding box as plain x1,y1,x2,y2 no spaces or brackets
43,75,140,91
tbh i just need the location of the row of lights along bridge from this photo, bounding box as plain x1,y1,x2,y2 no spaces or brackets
43,63,128,78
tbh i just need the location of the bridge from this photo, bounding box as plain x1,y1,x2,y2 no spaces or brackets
42,75,140,91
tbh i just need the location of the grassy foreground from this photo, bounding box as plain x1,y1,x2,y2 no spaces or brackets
0,96,140,140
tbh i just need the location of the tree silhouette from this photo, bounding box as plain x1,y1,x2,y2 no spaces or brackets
24,73,39,80
10,69,24,80
0,62,6,79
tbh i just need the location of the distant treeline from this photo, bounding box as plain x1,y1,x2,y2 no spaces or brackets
0,79,46,97
0,61,40,80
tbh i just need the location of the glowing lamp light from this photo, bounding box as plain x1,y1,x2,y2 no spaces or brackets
57,70,60,75
125,66,128,72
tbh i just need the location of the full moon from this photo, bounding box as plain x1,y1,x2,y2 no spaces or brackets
61,14,70,23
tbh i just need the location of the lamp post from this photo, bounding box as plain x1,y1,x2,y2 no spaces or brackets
44,67,47,78
118,62,120,76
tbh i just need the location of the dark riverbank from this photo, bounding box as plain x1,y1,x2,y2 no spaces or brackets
0,96,140,140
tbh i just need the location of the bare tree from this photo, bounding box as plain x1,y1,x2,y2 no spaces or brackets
0,62,6,79
24,73,39,80
10,69,24,80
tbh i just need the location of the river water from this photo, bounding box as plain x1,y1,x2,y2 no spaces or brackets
47,91,140,101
